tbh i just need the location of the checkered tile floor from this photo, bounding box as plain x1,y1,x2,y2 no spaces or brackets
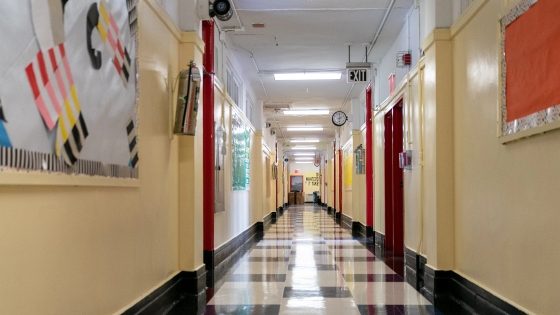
205,204,443,315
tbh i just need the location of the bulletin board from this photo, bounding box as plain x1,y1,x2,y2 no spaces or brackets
0,0,139,179
232,111,250,190
500,0,560,140
344,146,352,188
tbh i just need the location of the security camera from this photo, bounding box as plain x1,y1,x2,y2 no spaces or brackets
270,130,276,135
211,0,233,21
198,0,233,22
265,122,272,128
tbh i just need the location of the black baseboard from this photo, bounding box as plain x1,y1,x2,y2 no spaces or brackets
263,212,273,231
366,226,374,238
205,222,260,287
404,247,527,315
121,266,206,315
351,221,367,237
374,231,385,248
271,211,277,220
341,213,352,230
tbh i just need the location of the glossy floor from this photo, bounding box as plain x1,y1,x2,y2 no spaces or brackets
206,205,442,314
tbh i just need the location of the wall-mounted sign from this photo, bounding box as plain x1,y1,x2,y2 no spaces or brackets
347,68,369,83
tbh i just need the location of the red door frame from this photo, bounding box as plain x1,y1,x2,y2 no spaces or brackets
384,99,405,255
366,83,374,232
333,141,337,212
338,149,343,222
290,175,304,192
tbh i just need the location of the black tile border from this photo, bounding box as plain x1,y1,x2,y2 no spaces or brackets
352,221,368,238
341,213,352,230
205,221,263,287
405,247,528,315
374,231,385,249
121,266,206,315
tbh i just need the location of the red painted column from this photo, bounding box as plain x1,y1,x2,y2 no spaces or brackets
338,149,343,223
333,141,336,213
202,20,215,253
366,83,374,235
275,142,278,210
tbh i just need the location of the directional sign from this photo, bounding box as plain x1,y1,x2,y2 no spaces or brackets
347,68,369,83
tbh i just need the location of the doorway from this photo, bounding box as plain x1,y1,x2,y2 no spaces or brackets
290,175,303,192
384,101,404,256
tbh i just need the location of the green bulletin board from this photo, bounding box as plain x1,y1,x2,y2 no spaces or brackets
232,111,250,190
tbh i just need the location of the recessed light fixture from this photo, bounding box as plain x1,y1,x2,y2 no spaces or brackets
290,139,320,143
274,73,342,81
295,157,314,160
294,153,315,156
284,110,330,115
296,162,313,164
287,127,324,131
292,146,316,150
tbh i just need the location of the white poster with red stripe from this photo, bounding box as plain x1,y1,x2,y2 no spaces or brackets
0,0,138,178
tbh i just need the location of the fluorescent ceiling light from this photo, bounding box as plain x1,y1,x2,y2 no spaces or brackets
292,146,316,150
290,139,320,143
296,162,313,164
287,127,324,131
294,153,315,156
274,72,341,81
284,110,330,116
295,157,314,160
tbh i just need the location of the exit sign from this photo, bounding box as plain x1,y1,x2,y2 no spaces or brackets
347,68,369,83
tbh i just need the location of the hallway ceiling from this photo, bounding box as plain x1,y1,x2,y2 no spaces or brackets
217,0,414,151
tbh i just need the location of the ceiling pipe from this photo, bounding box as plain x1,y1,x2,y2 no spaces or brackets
329,0,396,139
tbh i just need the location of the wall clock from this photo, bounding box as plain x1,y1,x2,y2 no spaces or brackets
332,111,347,126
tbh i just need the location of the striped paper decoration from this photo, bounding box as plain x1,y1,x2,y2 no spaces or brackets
24,43,88,166
126,117,139,168
98,0,131,88
25,44,72,130
0,146,138,179
127,0,138,36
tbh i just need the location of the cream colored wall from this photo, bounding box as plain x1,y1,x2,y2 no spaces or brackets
0,1,205,314
450,1,560,313
213,84,261,248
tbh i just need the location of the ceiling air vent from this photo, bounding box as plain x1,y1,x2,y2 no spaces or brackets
264,103,291,110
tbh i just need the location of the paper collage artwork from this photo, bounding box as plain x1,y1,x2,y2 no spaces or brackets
0,0,139,179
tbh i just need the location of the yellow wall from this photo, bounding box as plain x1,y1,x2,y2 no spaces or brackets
0,1,205,314
450,1,560,313
372,1,560,313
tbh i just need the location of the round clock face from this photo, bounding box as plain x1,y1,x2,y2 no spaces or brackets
332,111,347,126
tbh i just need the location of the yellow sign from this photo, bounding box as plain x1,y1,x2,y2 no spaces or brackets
344,146,352,187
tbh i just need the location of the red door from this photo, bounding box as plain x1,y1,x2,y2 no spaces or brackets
384,102,404,255
384,113,394,250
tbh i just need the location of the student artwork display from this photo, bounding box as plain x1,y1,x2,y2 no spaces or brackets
0,0,138,179
500,0,560,138
231,111,250,190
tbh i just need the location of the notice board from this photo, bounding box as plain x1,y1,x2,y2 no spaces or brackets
501,0,560,139
0,0,139,179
